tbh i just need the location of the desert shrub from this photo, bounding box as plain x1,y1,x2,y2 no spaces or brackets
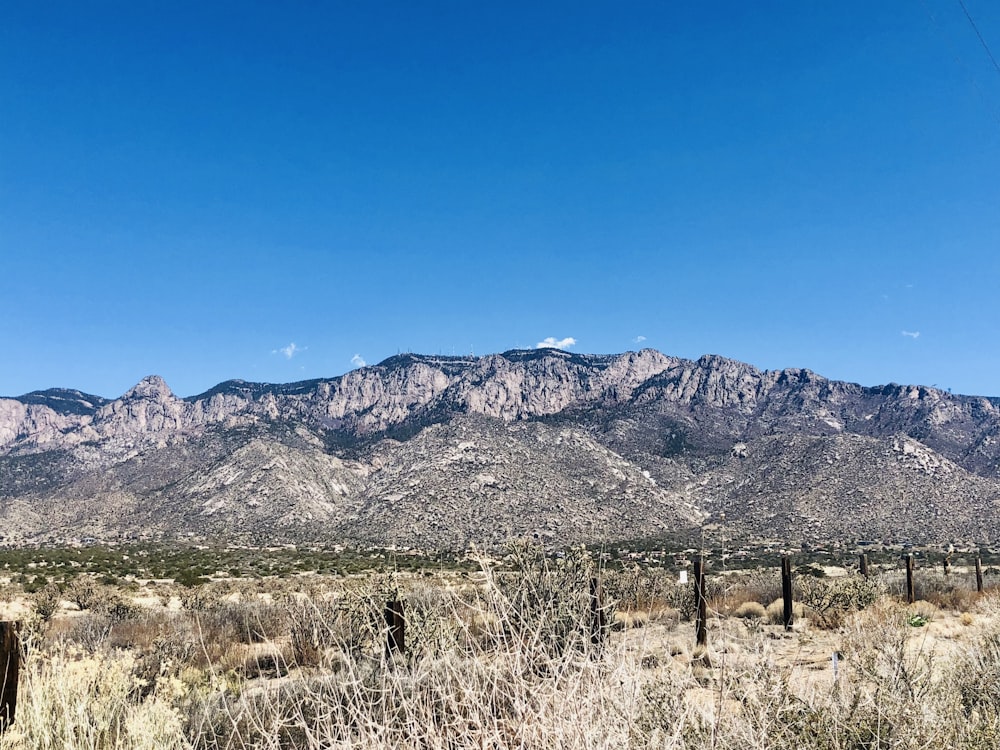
602,565,677,613
842,601,934,700
105,610,181,652
65,576,107,611
631,673,710,745
193,631,637,749
915,571,979,611
185,612,241,668
177,581,227,613
396,581,458,659
650,606,681,630
215,600,289,644
94,594,143,623
56,613,113,651
972,589,1000,617
765,598,807,625
951,621,1000,717
32,583,62,622
840,575,886,609
645,573,724,622
730,568,784,605
193,554,640,746
140,615,200,674
794,575,884,629
797,563,827,578
907,599,940,624
489,543,595,660
22,574,49,594
287,587,382,668
7,645,189,749
14,559,1000,750
765,597,783,624
733,601,766,619
288,599,340,667
174,569,211,588
612,609,649,630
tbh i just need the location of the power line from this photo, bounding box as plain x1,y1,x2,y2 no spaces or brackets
957,0,1000,78
921,0,1000,130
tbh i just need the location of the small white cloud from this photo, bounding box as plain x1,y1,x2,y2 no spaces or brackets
351,354,366,368
634,335,647,344
901,330,920,339
536,336,577,349
272,342,304,359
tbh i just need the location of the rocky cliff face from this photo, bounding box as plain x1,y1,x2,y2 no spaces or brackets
2,348,999,547
0,349,678,454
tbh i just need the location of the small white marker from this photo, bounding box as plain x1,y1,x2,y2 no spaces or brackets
832,651,840,681
679,570,688,584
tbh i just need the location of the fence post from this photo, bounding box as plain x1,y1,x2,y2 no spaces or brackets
385,600,405,657
589,576,607,652
859,553,869,578
781,556,794,631
694,555,707,648
943,554,950,576
976,556,984,593
0,622,19,733
905,554,915,604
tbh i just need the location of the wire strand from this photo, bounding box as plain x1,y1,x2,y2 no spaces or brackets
921,0,1000,130
957,0,1000,77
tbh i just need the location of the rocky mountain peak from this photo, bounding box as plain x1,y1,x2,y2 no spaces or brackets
695,353,755,372
7,388,108,416
3,348,1000,547
121,375,174,401
771,367,829,389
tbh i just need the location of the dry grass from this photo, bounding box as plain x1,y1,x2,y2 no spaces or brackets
732,601,766,619
2,561,1000,748
0,645,190,750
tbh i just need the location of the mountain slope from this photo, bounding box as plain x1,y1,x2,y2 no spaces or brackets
1,349,999,547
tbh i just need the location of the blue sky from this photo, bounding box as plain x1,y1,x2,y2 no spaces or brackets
3,1,1000,399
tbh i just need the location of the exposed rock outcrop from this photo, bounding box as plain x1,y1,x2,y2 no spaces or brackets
2,348,999,547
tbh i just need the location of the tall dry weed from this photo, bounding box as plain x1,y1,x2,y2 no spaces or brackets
8,555,1000,749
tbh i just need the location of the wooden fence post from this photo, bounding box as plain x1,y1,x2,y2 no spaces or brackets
385,600,405,657
781,556,794,632
943,555,950,576
905,554,915,604
976,556,984,593
589,576,607,652
859,553,869,578
694,556,707,648
0,622,19,733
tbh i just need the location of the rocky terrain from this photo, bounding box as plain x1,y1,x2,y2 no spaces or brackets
2,348,999,548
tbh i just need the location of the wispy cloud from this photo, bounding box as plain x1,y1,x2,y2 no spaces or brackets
634,335,646,344
901,330,920,339
536,336,577,349
272,342,304,359
351,354,366,368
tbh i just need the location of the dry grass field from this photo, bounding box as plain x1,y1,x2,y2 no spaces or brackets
0,547,998,749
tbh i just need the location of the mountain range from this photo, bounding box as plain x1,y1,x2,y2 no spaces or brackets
2,348,999,549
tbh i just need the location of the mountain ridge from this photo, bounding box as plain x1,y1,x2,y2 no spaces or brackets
1,348,998,548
